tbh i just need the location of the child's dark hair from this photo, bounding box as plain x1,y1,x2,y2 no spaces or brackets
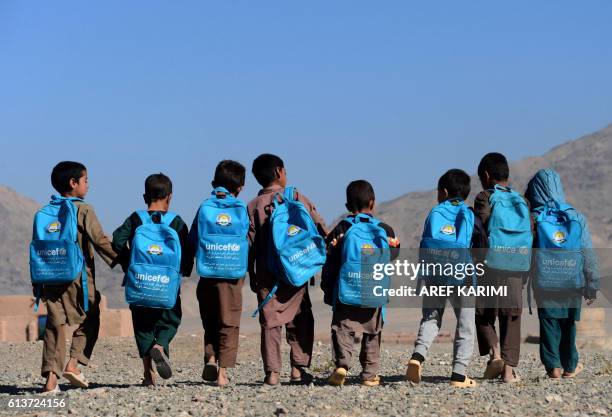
252,154,284,187
438,169,471,200
477,152,509,182
212,160,246,194
51,161,87,193
144,173,172,205
346,180,375,212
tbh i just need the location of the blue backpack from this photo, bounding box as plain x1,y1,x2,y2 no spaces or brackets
196,187,249,279
336,214,390,307
252,186,326,316
485,185,533,271
419,199,474,285
30,196,88,312
125,211,182,309
534,203,584,290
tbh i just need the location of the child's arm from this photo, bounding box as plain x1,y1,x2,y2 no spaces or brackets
112,214,135,273
295,190,329,238
82,205,118,267
174,216,194,277
321,222,346,305
579,213,599,303
473,191,491,226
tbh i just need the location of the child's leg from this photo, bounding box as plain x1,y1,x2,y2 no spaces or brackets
285,297,314,371
475,309,500,359
130,306,157,359
197,280,221,364
359,332,382,381
451,305,475,377
68,297,100,372
413,305,445,361
41,300,68,389
216,280,243,370
498,315,521,368
331,323,355,372
153,296,182,357
559,317,579,372
539,317,562,371
260,325,283,374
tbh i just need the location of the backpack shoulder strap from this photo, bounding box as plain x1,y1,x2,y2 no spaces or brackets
136,210,151,225
161,211,178,226
283,186,296,201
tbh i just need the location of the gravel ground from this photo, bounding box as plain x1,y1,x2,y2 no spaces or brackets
1,335,611,417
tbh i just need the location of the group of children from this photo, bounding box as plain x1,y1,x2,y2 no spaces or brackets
31,152,599,393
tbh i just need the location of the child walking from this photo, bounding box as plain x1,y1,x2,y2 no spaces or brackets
190,160,250,387
321,180,399,386
406,169,484,387
33,161,118,393
247,154,328,385
112,173,193,386
525,169,598,378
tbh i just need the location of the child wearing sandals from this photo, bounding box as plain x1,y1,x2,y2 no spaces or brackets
112,173,193,386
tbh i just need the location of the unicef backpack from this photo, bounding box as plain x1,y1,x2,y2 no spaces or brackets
252,186,326,316
196,187,249,279
485,185,533,271
336,214,390,307
534,203,584,290
30,196,88,312
419,199,474,286
125,211,182,309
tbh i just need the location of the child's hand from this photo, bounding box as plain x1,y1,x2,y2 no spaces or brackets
586,298,595,306
388,237,400,248
329,234,344,248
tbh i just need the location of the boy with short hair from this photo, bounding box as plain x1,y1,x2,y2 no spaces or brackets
37,161,118,392
190,160,249,387
113,173,193,386
406,169,484,388
474,153,533,383
321,180,400,387
247,154,328,386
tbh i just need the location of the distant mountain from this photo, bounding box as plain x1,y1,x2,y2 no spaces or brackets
375,124,612,248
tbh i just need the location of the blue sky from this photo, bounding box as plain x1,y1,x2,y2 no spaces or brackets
1,1,611,230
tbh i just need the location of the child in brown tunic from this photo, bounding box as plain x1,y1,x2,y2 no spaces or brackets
189,160,249,387
247,154,328,385
474,152,533,383
321,180,399,387
37,162,117,393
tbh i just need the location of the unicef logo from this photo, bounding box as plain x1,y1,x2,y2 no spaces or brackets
147,244,163,256
441,225,456,235
519,247,530,255
160,275,170,284
552,230,567,244
287,225,301,236
47,222,61,233
361,243,376,256
230,243,240,252
216,213,232,226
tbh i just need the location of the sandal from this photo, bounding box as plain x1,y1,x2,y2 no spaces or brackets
202,363,218,382
328,367,347,386
502,368,520,384
562,362,584,378
450,376,478,388
483,358,504,379
62,371,89,388
405,359,422,384
150,347,172,380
